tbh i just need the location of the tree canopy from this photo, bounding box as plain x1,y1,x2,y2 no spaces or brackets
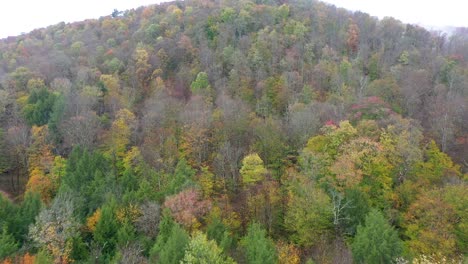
0,0,466,263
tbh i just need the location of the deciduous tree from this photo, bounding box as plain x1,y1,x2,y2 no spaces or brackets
181,231,235,264
240,153,267,187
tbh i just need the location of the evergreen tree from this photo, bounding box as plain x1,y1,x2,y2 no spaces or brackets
352,209,403,263
158,224,189,264
167,158,195,195
14,192,42,244
22,87,57,126
150,209,175,256
47,94,65,144
116,220,137,247
342,188,370,235
241,223,277,264
0,225,18,259
93,200,119,257
0,195,17,238
207,216,235,252
60,147,111,218
0,129,10,174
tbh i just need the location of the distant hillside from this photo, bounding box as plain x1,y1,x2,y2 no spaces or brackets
0,0,466,263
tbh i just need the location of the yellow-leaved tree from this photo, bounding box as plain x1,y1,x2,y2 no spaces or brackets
240,153,267,188
26,126,63,202
107,108,136,160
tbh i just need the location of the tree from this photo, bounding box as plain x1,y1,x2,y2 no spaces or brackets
13,192,42,244
284,176,333,246
4,123,30,194
206,213,235,253
251,117,288,175
0,129,10,175
60,110,99,149
0,225,18,259
93,199,119,257
181,231,235,264
29,194,80,264
246,180,281,234
403,189,459,259
341,188,370,236
112,243,146,264
111,9,122,18
26,168,53,203
22,88,57,126
240,153,267,187
60,147,110,218
134,201,160,239
191,72,212,100
166,158,196,195
107,108,136,162
352,209,402,263
100,74,123,113
133,48,152,90
346,19,360,55
241,223,277,264
163,188,212,230
116,220,137,247
150,210,175,257
412,140,461,186
27,125,54,174
152,223,190,264
8,67,34,91
26,126,60,203
276,241,300,264
198,166,218,198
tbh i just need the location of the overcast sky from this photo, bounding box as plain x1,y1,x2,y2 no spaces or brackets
0,0,164,39
0,0,467,39
321,0,467,29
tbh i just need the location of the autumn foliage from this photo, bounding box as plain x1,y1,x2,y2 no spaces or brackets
0,0,466,263
164,188,212,230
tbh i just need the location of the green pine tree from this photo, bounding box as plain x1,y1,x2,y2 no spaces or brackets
116,220,136,247
352,209,403,263
158,224,189,264
0,225,18,259
14,192,42,244
93,199,119,257
150,209,175,257
241,223,277,264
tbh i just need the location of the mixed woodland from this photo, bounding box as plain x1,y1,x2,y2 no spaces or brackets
0,0,467,263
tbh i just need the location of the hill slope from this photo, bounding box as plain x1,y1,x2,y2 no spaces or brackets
0,0,466,263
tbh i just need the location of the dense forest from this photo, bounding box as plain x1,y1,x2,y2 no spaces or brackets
0,0,466,263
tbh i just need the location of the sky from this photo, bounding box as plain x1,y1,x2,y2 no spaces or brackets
321,0,467,29
0,0,467,39
0,0,165,39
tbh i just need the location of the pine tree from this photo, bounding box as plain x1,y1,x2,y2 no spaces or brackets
93,200,119,257
352,209,403,263
0,225,18,259
158,224,189,264
150,209,175,256
14,192,42,244
241,223,277,264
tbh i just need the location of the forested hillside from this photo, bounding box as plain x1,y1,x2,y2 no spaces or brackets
0,0,466,263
